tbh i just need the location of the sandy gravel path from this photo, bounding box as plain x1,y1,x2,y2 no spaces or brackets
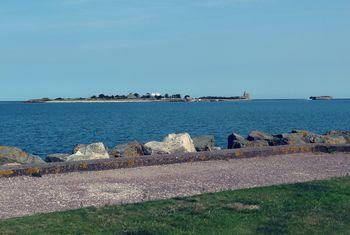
0,153,349,220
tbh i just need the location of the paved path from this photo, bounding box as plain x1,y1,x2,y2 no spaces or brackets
1,153,350,219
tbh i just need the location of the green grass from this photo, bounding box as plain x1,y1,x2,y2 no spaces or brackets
1,177,350,235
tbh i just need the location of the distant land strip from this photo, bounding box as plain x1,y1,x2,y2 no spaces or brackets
24,92,251,103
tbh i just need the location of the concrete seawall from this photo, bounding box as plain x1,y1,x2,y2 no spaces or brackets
1,144,350,178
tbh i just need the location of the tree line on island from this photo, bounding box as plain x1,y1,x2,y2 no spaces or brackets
89,93,185,100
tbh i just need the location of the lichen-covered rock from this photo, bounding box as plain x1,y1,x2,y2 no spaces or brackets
109,141,145,158
284,133,307,145
325,131,350,143
247,131,274,141
0,146,44,165
192,135,215,151
67,142,109,162
322,136,347,145
246,140,269,148
144,133,196,155
45,153,70,162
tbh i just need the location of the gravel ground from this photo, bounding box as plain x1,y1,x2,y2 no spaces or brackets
0,153,349,220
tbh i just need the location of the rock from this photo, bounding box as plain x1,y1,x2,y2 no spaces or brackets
246,140,269,148
45,154,70,162
67,142,110,162
143,141,171,155
0,146,44,165
284,133,307,145
247,131,274,141
273,133,290,139
109,141,145,158
73,144,87,154
192,135,215,151
325,131,350,143
268,137,289,146
322,136,347,145
227,133,246,149
304,134,325,144
291,129,317,137
144,133,196,155
228,133,269,148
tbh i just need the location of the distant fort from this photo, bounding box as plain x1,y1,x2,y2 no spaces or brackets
25,92,251,103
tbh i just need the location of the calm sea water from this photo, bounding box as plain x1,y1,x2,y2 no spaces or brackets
1,100,350,158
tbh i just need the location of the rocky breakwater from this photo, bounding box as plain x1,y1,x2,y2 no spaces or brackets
228,130,350,149
43,133,218,163
1,133,212,168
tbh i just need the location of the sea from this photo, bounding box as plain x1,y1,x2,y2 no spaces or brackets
1,99,350,158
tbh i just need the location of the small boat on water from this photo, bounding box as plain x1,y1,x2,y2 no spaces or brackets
309,96,333,100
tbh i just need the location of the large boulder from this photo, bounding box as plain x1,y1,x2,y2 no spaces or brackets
109,141,145,158
247,131,274,141
227,133,246,149
0,146,44,166
144,133,196,155
66,142,110,162
228,133,269,149
192,135,215,151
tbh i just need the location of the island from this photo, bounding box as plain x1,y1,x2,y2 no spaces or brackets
24,92,251,103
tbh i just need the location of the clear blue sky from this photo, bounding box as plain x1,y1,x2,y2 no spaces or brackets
1,0,349,100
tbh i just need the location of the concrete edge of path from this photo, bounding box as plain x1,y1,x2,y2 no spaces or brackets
1,144,350,178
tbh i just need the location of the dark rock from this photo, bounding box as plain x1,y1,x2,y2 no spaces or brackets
268,137,289,146
273,133,290,139
247,131,274,141
0,146,44,166
45,154,70,162
192,135,215,151
228,132,269,148
228,133,246,149
109,141,145,158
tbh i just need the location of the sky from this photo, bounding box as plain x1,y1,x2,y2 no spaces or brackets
0,0,349,100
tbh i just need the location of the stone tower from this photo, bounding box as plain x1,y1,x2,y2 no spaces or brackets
242,91,251,100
